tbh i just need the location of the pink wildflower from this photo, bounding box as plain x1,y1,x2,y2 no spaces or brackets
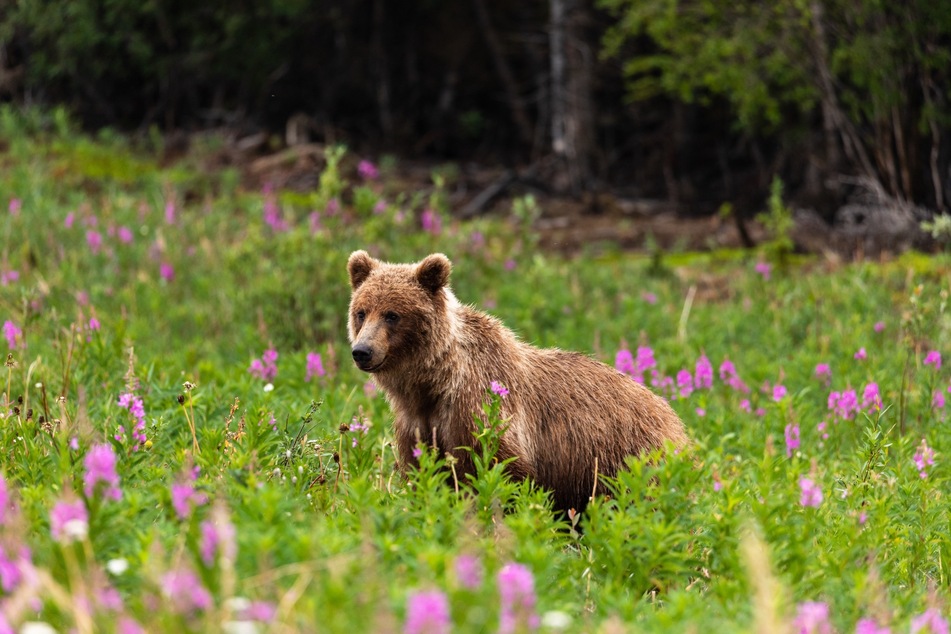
86,230,103,254
162,567,213,614
676,369,694,398
309,211,322,234
88,317,101,332
873,321,885,333
785,423,800,457
358,159,380,180
2,320,21,349
504,259,516,271
305,352,326,382
240,602,277,622
855,618,890,634
374,199,388,214
0,544,31,593
0,269,18,286
421,209,441,235
719,358,737,381
160,262,175,282
171,481,207,520
326,198,340,215
497,563,539,634
64,211,76,228
773,384,788,401
793,601,831,634
454,554,483,590
0,476,10,526
913,438,936,479
694,354,713,389
615,348,635,377
165,202,176,225
404,590,451,634
641,291,658,304
862,382,882,412
910,608,949,634
84,443,122,500
739,399,752,413
117,226,134,244
117,392,148,451
50,499,89,543
249,348,278,381
854,347,867,360
815,363,831,382
828,389,859,420
933,390,946,410
8,198,21,216
490,381,509,398
200,515,237,566
799,477,823,508
924,351,942,371
755,260,772,280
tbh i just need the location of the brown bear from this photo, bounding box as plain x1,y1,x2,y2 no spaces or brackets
347,250,688,512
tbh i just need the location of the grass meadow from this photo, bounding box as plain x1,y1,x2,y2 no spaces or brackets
0,107,949,633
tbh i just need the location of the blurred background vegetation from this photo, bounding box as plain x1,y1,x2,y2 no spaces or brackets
1,0,950,232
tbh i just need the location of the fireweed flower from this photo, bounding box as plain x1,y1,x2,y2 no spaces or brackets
200,515,237,566
694,354,713,389
862,383,883,412
828,389,859,420
86,230,103,254
309,211,322,234
84,444,122,500
160,262,175,282
263,186,289,232
785,423,800,457
117,226,134,244
854,347,867,360
0,269,18,286
165,202,177,224
754,260,772,280
676,370,694,398
933,390,946,410
910,608,949,634
162,567,213,615
913,438,936,479
498,563,539,634
305,352,326,382
454,554,483,590
719,358,749,393
924,350,942,370
799,477,823,508
0,544,32,593
171,481,208,520
421,209,441,235
358,159,380,180
793,601,832,634
739,399,752,413
50,499,89,543
8,198,21,216
855,618,891,634
815,363,831,381
404,590,451,634
249,348,279,381
117,392,148,451
641,291,658,304
490,381,510,398
773,384,788,402
615,348,635,377
3,320,22,349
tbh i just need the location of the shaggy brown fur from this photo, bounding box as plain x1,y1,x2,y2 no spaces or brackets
347,250,688,512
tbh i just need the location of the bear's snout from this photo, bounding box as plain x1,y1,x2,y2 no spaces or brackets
351,344,375,371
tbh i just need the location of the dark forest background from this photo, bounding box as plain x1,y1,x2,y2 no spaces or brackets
2,0,950,226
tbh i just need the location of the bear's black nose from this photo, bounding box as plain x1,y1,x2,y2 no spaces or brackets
352,345,373,367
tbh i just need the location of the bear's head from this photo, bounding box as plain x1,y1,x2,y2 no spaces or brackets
347,251,452,373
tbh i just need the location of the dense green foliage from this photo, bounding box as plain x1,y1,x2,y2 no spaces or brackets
601,0,951,208
0,107,949,632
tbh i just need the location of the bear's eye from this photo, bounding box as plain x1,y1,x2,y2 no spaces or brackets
355,310,366,323
384,311,400,325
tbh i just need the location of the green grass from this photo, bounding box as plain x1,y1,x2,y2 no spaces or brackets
0,105,949,633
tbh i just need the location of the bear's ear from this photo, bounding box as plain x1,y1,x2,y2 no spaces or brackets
348,250,378,290
415,253,451,293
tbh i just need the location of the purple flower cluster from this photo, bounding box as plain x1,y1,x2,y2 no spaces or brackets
785,423,800,457
50,498,89,543
490,381,510,398
117,392,148,451
793,601,831,634
2,320,21,350
262,184,290,232
305,352,326,382
250,348,279,381
497,563,539,634
924,350,942,370
913,438,936,479
162,567,213,615
799,477,823,508
200,515,237,566
84,443,122,501
358,159,380,181
404,590,451,634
